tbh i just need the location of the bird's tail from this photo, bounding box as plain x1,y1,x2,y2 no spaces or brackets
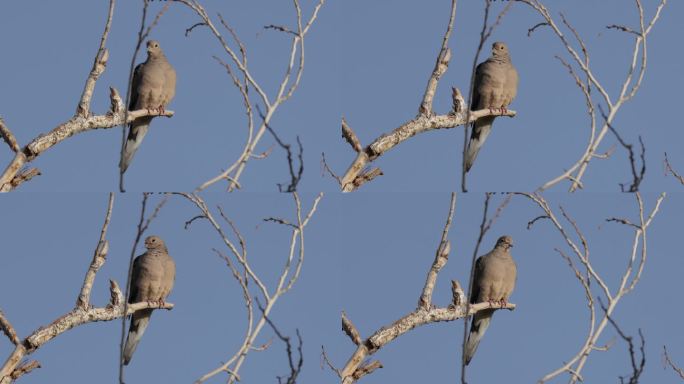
123,309,153,365
464,309,494,365
464,117,494,172
120,118,151,174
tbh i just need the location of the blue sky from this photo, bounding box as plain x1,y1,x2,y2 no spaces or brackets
2,1,684,384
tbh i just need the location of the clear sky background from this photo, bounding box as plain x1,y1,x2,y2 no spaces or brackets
0,0,682,192
2,1,684,384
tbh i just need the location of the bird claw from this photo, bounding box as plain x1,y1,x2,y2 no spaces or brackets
157,105,165,115
499,107,508,115
499,299,507,308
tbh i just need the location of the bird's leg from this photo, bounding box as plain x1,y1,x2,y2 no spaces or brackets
499,299,507,308
500,107,508,115
488,299,497,308
157,105,165,115
489,107,496,115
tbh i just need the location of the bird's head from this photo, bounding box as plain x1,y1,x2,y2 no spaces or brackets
495,235,513,250
146,40,162,57
144,235,166,250
491,41,509,59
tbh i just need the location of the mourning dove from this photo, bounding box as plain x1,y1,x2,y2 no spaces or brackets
465,42,518,172
120,40,177,173
123,235,176,365
464,235,516,365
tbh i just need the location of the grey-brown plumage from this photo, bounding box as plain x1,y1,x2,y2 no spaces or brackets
120,40,176,173
464,235,516,365
465,42,518,172
123,235,176,365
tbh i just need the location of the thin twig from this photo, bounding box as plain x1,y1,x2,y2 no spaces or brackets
664,152,684,186
664,346,684,380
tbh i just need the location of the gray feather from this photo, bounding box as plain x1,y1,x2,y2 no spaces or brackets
464,309,493,365
123,309,152,365
120,119,151,173
465,117,494,172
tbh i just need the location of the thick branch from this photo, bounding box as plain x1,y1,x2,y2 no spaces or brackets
26,108,173,159
0,119,19,153
0,311,19,346
419,0,456,116
27,301,173,351
76,193,115,309
418,193,456,309
76,0,115,116
339,303,515,383
341,311,362,346
0,293,172,380
340,108,516,192
0,94,173,191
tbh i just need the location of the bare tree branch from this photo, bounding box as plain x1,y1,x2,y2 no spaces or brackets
599,299,645,384
0,311,19,347
338,108,516,192
418,0,458,117
600,105,645,192
0,118,19,154
76,0,116,117
664,152,684,186
518,0,667,192
176,192,322,384
258,106,304,192
516,192,665,383
174,0,325,192
418,193,456,309
336,304,514,384
664,346,684,380
76,193,115,309
258,300,303,384
0,91,173,192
